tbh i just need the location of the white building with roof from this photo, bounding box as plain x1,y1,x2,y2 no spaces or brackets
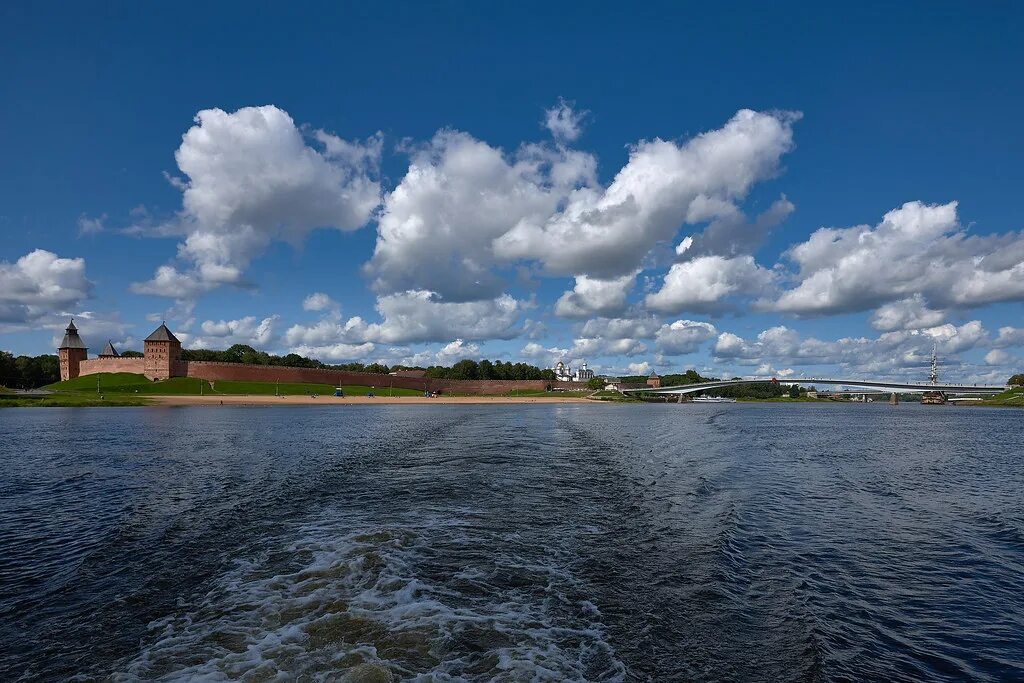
552,360,595,382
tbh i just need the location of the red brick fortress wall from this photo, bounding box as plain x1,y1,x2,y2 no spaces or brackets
184,361,432,390
183,361,590,395
78,357,147,377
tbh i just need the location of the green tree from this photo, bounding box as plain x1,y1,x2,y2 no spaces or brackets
35,355,60,384
478,359,495,380
662,369,711,386
788,383,800,399
333,362,366,372
0,350,17,387
121,350,144,358
450,359,479,380
1009,374,1024,387
14,356,42,388
587,377,604,390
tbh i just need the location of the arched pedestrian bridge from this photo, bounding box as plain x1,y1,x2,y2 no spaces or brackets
623,378,1008,396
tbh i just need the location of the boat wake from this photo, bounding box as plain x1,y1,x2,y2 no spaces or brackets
109,511,625,682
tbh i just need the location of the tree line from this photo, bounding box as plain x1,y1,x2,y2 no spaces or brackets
0,352,60,389
423,359,556,381
181,345,332,369
180,346,556,380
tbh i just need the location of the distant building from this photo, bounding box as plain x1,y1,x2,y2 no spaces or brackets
552,360,594,382
647,371,661,388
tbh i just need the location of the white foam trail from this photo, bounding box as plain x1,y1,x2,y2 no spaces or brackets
109,512,625,681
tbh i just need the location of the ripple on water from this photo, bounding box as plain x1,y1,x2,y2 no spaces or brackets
2,404,1023,682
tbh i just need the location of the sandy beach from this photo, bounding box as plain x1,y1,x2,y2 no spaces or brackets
146,394,596,406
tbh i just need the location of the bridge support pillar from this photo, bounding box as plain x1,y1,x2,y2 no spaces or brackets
677,394,683,404
889,392,899,405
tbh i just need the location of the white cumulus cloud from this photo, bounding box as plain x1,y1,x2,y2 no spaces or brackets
302,292,337,312
289,342,377,362
495,109,799,278
133,105,380,299
186,315,279,349
366,130,594,301
984,349,1014,366
77,213,107,236
646,255,774,313
543,98,587,142
0,250,93,327
869,295,947,331
712,321,991,379
286,291,523,346
655,320,718,355
993,326,1024,348
554,272,637,318
773,201,1024,315
626,361,652,376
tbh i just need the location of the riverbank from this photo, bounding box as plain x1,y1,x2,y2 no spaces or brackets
146,394,594,406
0,393,147,408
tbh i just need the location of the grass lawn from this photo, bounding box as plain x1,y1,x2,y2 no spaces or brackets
45,373,426,397
979,387,1024,406
0,393,146,408
587,390,640,402
498,389,592,397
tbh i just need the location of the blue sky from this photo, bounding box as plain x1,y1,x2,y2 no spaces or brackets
2,1,1023,381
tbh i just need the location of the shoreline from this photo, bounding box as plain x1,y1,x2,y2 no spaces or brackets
6,392,1020,408
145,394,596,406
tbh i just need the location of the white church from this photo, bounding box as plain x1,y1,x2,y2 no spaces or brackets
552,360,595,382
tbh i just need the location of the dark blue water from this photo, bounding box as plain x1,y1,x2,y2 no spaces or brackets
0,403,1021,681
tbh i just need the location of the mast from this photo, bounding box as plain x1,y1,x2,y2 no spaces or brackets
929,344,939,385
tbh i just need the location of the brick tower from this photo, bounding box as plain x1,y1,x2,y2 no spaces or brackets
143,322,182,380
58,319,88,381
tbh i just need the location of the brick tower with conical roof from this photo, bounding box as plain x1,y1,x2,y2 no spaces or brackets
57,319,88,381
98,340,120,358
143,322,182,380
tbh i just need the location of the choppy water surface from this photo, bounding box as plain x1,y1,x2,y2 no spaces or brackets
1,403,1022,682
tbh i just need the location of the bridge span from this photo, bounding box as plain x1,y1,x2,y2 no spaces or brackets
624,378,1008,396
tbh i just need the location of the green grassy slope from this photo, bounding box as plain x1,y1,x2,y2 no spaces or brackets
45,373,425,396
979,386,1024,406
45,372,150,392
0,393,146,407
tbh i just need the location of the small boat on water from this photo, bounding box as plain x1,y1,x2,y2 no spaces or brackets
692,396,737,403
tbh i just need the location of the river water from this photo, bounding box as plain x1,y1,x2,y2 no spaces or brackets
0,403,1021,682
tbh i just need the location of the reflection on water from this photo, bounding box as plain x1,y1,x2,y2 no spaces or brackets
0,404,1022,681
